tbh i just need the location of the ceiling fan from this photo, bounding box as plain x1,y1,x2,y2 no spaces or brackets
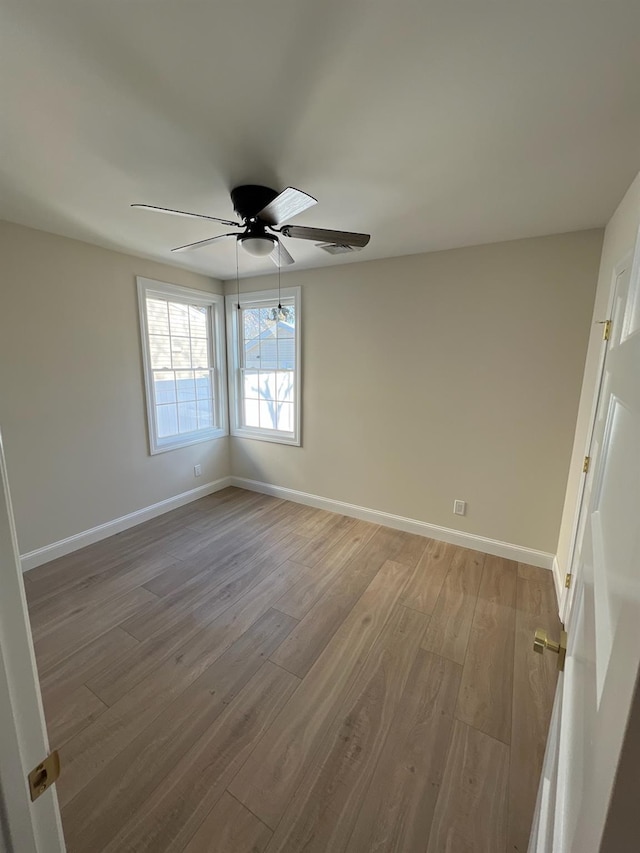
132,185,370,267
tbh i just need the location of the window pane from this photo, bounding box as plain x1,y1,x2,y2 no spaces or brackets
259,400,277,430
276,371,294,403
171,337,191,368
259,307,273,335
168,302,190,336
175,370,196,402
149,335,171,369
277,402,294,433
177,401,198,433
257,371,277,402
153,371,176,404
147,298,169,335
243,372,260,400
157,403,178,438
244,398,260,428
191,337,209,368
196,398,213,429
244,338,261,369
275,323,295,370
195,370,212,399
189,305,208,338
243,307,261,342
258,333,278,370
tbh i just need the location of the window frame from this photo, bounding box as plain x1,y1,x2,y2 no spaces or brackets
137,277,228,455
226,286,302,446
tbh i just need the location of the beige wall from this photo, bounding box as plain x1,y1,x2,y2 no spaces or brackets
0,219,604,559
229,231,603,554
556,171,640,576
0,220,230,555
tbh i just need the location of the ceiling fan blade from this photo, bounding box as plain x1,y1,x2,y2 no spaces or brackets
257,187,317,226
171,233,238,253
280,224,370,248
132,204,239,228
270,240,295,267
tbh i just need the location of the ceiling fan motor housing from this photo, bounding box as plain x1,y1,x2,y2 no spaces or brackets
231,185,279,221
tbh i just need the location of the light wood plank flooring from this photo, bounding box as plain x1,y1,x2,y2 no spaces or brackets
25,487,560,853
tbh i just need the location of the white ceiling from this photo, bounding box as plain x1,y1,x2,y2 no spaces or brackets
2,0,639,280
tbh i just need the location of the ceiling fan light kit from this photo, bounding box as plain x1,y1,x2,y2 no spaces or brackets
132,184,370,266
239,234,277,256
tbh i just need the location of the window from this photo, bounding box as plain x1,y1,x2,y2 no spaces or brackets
137,278,227,454
226,286,301,445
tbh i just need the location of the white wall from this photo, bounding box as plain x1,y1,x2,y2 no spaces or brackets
556,171,640,577
228,230,603,554
0,220,230,556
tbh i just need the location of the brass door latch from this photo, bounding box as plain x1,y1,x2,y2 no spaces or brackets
533,628,568,671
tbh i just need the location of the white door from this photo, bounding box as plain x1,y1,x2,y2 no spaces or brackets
530,234,640,852
0,430,66,853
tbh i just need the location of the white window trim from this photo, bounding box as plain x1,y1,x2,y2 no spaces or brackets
226,286,301,446
137,277,228,455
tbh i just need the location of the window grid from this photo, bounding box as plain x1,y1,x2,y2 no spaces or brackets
147,298,217,440
238,301,295,434
138,278,227,454
226,286,300,446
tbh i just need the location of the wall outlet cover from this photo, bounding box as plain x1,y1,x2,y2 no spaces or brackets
194,464,202,477
453,499,466,516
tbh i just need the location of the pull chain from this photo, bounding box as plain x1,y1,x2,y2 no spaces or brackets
270,241,288,322
235,239,240,311
269,242,286,322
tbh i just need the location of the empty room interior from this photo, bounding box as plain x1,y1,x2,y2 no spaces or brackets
1,2,639,852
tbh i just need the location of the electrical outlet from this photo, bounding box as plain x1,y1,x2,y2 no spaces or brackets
453,499,466,516
194,464,202,478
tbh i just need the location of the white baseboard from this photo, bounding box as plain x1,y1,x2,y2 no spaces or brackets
20,477,233,572
230,477,555,570
21,473,556,573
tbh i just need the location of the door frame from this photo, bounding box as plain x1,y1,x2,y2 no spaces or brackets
0,429,66,853
531,227,640,852
559,251,632,623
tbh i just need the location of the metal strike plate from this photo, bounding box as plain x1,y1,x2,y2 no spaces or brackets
28,750,60,801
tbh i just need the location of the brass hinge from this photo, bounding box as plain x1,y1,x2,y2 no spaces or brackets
28,750,60,801
564,573,572,589
583,456,591,473
597,319,612,341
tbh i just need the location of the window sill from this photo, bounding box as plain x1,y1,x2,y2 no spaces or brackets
230,427,301,447
149,428,228,455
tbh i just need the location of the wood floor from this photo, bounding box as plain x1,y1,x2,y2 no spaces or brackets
25,487,561,853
